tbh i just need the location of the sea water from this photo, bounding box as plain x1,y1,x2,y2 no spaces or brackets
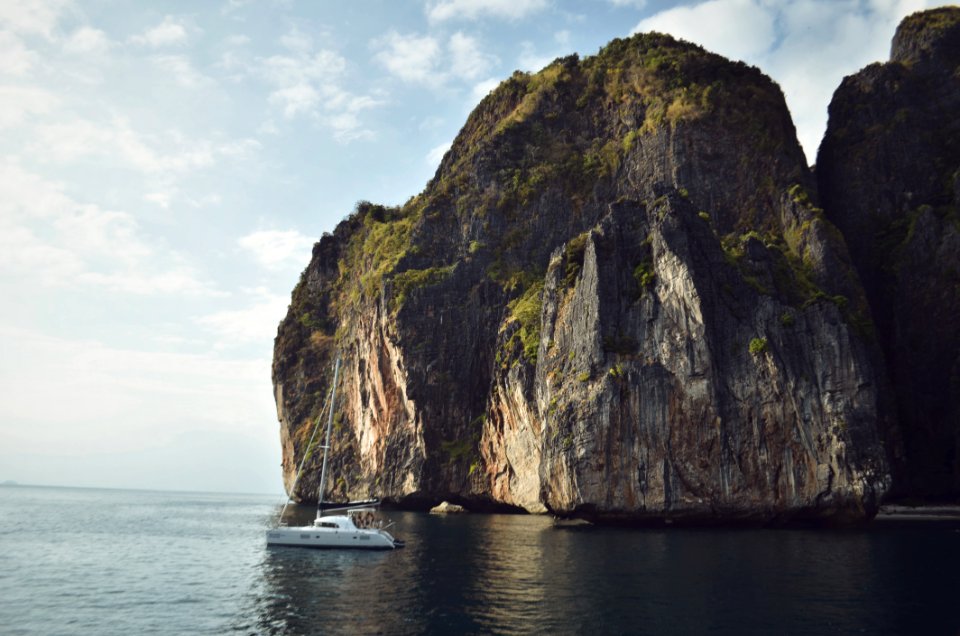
1,485,958,635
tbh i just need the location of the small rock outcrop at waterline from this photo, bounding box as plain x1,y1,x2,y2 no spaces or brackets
817,7,960,500
430,501,468,514
273,26,923,523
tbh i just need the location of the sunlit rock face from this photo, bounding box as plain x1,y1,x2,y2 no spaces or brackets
274,29,896,524
817,7,960,500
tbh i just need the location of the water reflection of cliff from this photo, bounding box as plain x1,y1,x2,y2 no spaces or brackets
464,515,551,631
250,509,561,634
246,506,960,634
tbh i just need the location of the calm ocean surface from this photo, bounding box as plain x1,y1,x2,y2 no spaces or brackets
1,485,958,635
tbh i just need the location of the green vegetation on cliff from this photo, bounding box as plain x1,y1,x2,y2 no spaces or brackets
323,32,837,345
505,280,545,363
334,202,417,307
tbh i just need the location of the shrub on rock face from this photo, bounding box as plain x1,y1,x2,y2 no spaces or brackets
749,338,768,355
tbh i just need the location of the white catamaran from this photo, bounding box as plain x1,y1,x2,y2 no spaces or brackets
266,355,404,550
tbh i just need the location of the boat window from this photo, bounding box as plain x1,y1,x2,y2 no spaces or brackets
319,522,338,528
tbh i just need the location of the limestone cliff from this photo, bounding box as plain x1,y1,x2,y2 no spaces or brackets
817,7,960,499
273,32,891,523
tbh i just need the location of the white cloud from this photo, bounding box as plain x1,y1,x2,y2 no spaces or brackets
259,48,346,88
280,27,313,54
0,211,180,292
31,118,258,177
63,26,110,54
221,0,256,16
373,30,498,88
0,224,85,285
225,33,251,47
426,141,452,166
196,291,291,346
187,193,223,208
608,0,647,7
0,30,38,74
268,82,320,118
33,118,212,172
78,269,216,295
0,161,216,295
219,137,262,157
144,191,173,208
151,54,209,87
449,31,497,80
0,85,56,128
0,0,69,38
217,49,247,76
256,30,380,140
131,15,190,48
374,30,443,85
238,229,315,270
426,0,549,23
257,119,280,135
632,0,777,61
328,111,375,142
52,204,151,266
22,118,257,215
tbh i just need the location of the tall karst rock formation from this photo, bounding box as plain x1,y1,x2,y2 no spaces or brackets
273,31,894,523
818,7,960,500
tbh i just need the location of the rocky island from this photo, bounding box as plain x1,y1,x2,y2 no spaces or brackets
272,8,960,524
818,6,960,501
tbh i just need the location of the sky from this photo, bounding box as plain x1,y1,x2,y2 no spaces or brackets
0,0,946,495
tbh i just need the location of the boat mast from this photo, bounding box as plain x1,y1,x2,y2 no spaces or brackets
275,383,334,526
316,354,341,520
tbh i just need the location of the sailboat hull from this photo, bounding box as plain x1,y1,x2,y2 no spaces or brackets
266,526,401,549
